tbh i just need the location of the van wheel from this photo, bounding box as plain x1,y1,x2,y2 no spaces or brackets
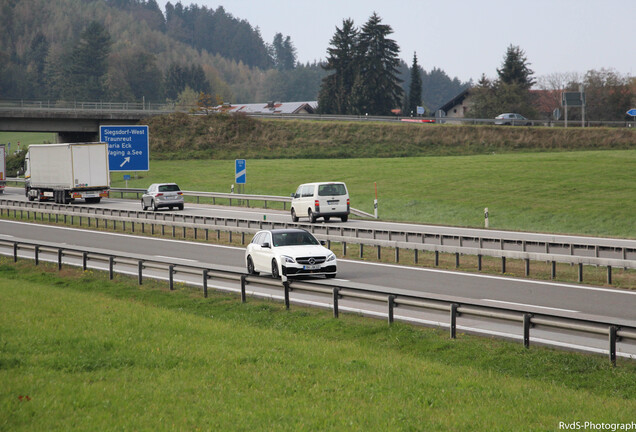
291,208,299,222
308,209,317,223
324,216,330,222
341,215,348,222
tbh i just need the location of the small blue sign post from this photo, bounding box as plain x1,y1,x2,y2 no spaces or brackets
235,159,246,184
628,109,636,128
100,125,149,172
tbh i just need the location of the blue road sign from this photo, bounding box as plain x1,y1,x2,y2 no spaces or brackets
627,109,636,117
235,159,246,184
100,125,149,171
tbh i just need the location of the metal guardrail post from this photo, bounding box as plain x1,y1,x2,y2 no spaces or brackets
477,254,482,271
551,261,556,279
240,275,246,302
523,314,533,348
109,256,114,279
82,252,88,271
283,281,290,309
501,256,506,273
388,295,396,324
169,265,174,290
609,326,618,366
34,245,39,265
203,270,208,298
333,287,340,318
138,260,143,285
13,242,18,262
57,248,63,270
450,303,459,339
607,266,612,284
578,263,583,283
525,259,530,277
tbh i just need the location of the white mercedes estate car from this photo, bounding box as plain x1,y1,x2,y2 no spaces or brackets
245,229,337,279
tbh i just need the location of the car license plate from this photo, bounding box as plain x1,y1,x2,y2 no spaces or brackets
303,265,320,270
327,200,339,205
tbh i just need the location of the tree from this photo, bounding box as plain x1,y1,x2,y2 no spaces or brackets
271,33,297,71
406,52,422,116
352,13,403,115
317,18,358,114
583,68,633,121
64,21,112,100
497,45,535,90
470,45,537,119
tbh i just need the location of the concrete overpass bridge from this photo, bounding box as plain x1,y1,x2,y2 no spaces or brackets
0,100,176,142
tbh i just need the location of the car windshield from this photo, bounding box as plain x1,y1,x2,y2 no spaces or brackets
318,184,346,196
272,231,320,247
158,184,180,192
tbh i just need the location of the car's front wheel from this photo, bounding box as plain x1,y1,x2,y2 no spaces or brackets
291,208,299,222
246,256,259,275
271,259,280,279
141,200,146,211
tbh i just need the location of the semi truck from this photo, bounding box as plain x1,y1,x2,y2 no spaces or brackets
0,144,5,194
25,142,110,204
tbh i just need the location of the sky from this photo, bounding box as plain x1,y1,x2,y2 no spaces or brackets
155,0,635,83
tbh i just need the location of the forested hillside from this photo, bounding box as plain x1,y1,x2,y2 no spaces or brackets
0,0,469,108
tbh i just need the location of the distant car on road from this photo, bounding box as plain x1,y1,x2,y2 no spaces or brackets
141,183,184,211
494,113,532,126
245,228,337,279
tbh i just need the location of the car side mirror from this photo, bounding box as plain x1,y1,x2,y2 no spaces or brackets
262,242,271,249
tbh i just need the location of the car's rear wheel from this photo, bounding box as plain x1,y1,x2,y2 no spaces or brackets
247,256,258,275
152,199,159,211
271,259,280,279
291,208,299,222
308,209,316,223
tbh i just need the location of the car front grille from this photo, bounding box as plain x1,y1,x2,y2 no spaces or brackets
296,256,326,265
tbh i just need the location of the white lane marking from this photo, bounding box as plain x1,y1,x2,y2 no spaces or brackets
155,256,198,263
340,258,636,296
481,299,578,314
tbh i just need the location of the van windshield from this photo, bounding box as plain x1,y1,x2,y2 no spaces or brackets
318,184,346,196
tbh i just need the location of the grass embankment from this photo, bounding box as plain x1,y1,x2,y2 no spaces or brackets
146,112,636,160
1,260,635,431
114,150,636,238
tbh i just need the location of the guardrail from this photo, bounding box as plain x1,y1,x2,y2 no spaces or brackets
1,237,634,365
2,200,636,285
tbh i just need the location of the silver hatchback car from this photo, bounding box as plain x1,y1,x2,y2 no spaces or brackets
141,183,184,211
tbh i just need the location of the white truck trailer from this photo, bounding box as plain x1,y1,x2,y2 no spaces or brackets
0,144,5,194
25,142,110,204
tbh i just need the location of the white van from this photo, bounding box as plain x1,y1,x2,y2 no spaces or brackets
291,182,350,223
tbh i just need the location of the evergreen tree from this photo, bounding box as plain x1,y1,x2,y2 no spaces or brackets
352,13,403,115
317,18,358,114
64,21,112,100
406,52,422,116
497,44,535,89
271,33,297,71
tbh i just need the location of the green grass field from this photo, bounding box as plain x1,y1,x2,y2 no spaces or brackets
1,260,635,431
112,150,636,238
0,132,56,148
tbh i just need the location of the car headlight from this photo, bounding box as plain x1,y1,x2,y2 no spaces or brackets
281,255,296,264
326,253,336,262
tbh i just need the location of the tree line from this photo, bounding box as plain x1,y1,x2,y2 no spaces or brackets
0,0,467,111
